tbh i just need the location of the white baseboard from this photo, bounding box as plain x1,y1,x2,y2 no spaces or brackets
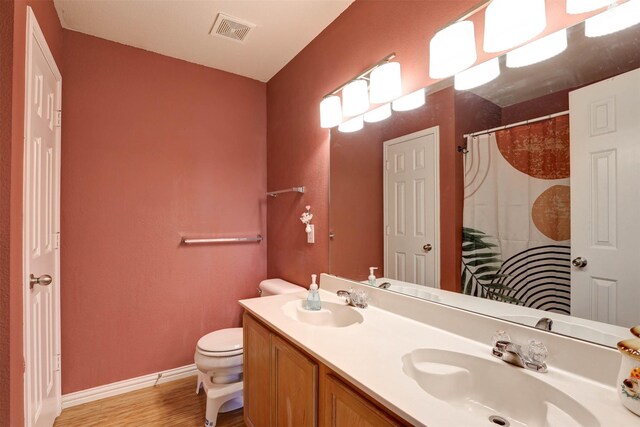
61,364,198,409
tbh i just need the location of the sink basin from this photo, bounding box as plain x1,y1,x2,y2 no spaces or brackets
282,300,363,328
402,349,600,427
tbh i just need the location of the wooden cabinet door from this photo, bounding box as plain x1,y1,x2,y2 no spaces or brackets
271,335,318,427
243,313,271,427
321,373,403,427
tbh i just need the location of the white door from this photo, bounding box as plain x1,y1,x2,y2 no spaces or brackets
24,7,62,427
569,68,640,327
384,127,440,288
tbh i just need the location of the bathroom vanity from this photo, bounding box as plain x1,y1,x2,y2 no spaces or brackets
240,274,639,427
243,313,406,426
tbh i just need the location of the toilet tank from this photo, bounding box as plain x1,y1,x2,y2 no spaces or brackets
259,278,303,296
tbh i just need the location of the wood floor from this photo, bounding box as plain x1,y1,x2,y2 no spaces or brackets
54,376,245,427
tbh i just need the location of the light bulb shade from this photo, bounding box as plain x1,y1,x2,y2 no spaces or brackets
506,29,567,68
454,58,500,90
338,115,364,133
369,62,402,104
342,79,369,117
319,95,342,128
392,89,425,112
567,0,616,14
364,103,392,123
429,20,477,79
483,0,547,53
585,0,640,37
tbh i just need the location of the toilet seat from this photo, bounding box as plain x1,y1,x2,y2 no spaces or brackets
197,327,243,357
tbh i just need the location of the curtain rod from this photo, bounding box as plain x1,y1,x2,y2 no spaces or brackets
463,110,570,139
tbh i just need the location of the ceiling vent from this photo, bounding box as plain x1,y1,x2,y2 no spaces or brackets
210,13,255,43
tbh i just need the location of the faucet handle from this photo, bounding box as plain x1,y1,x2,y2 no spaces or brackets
491,330,512,347
527,339,548,364
351,289,369,308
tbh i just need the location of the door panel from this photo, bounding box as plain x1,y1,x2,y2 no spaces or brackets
271,335,318,427
243,313,271,427
24,8,61,427
569,68,640,326
320,373,402,427
384,127,440,288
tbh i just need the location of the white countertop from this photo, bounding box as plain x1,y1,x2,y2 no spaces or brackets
240,277,638,426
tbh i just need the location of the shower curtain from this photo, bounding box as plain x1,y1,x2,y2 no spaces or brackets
462,115,571,314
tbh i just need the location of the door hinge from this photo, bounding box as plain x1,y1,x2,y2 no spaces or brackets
385,161,390,171
55,110,62,127
56,354,61,372
386,226,391,235
55,232,61,249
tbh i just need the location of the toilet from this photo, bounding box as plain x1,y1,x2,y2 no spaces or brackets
194,278,304,427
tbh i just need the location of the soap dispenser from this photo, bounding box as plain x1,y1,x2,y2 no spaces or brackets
306,274,321,311
368,267,378,286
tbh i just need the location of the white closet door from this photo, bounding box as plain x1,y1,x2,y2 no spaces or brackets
24,8,62,427
569,68,640,327
384,127,440,288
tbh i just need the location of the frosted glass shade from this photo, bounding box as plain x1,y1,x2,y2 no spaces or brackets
483,0,547,53
454,58,500,90
567,0,615,14
364,104,392,123
338,115,364,133
370,62,402,104
429,20,477,79
319,95,342,128
506,29,567,68
585,0,640,37
392,89,425,112
342,79,369,117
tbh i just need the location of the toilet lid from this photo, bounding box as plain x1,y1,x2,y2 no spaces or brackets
197,327,243,356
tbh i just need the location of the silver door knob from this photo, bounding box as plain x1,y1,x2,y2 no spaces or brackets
30,274,52,290
572,257,588,268
423,244,433,252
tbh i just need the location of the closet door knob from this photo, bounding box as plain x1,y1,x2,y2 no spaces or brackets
423,244,433,252
30,274,53,290
572,257,588,268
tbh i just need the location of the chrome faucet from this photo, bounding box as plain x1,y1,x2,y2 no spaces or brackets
535,317,553,331
378,282,391,289
336,289,368,308
492,340,548,373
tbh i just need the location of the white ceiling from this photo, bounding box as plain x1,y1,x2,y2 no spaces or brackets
53,0,354,82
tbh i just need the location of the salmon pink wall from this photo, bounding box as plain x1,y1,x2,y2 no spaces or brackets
2,1,63,425
60,30,266,393
0,2,15,424
267,1,479,286
266,0,597,287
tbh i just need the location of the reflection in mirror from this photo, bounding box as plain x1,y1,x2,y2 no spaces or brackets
329,18,640,348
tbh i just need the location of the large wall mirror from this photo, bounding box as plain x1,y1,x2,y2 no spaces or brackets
329,12,640,348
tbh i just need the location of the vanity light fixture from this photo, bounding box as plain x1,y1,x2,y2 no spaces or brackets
566,0,616,14
369,62,402,104
454,57,500,90
483,0,547,53
392,89,425,112
429,20,477,79
319,53,398,129
338,115,364,133
364,103,392,123
342,79,370,117
320,95,342,128
506,29,568,68
585,0,640,37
